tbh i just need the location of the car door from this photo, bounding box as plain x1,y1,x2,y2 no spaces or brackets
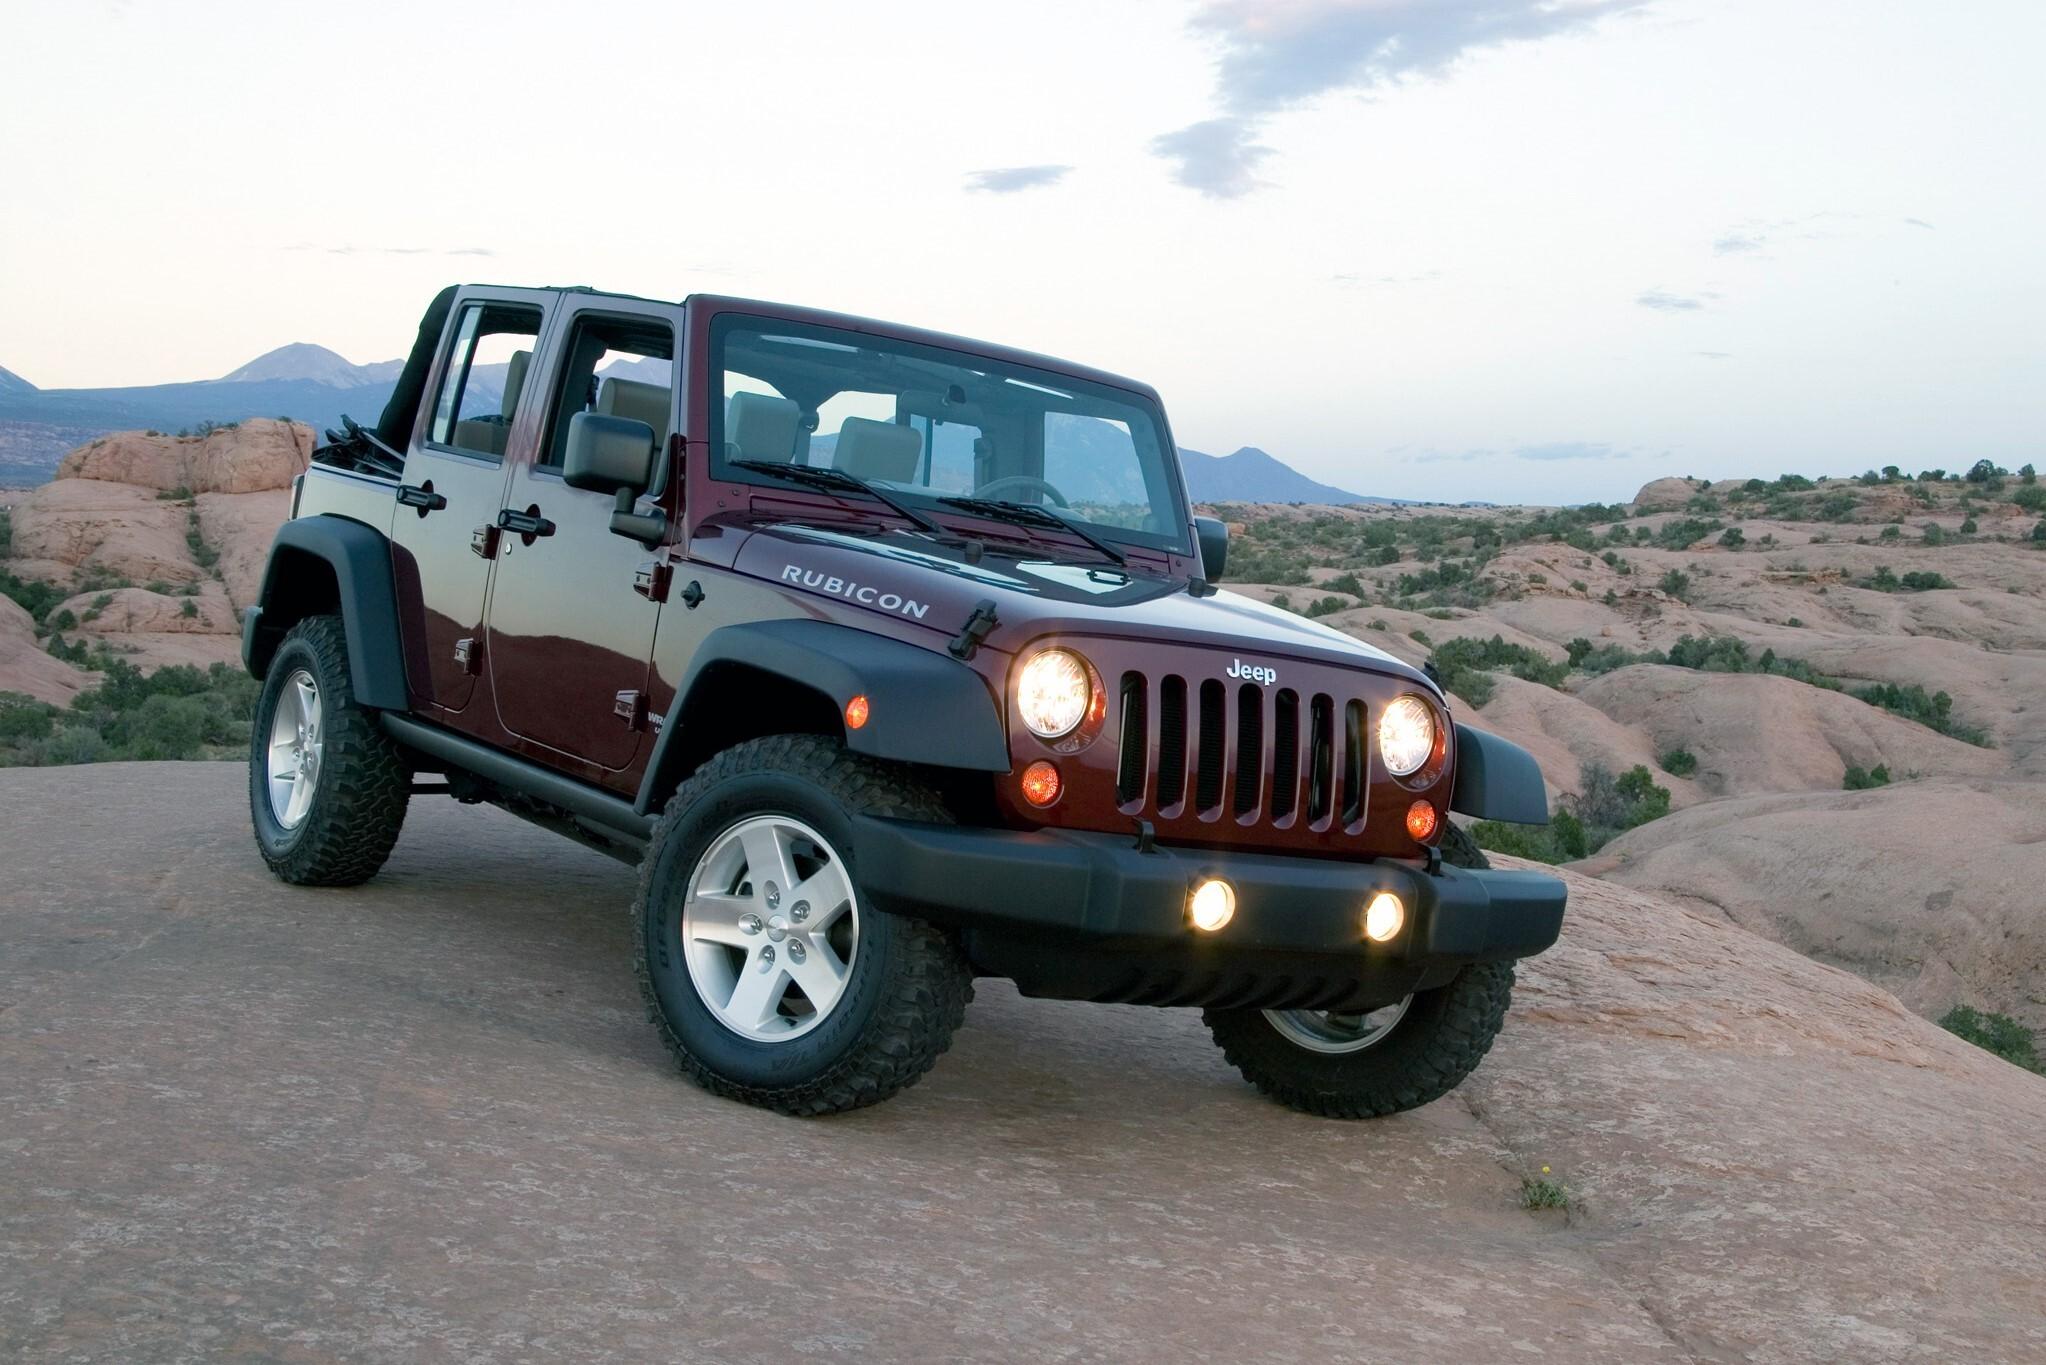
483,300,676,772
389,287,552,716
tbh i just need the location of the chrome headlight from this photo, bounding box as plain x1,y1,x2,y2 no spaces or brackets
1017,648,1092,739
1378,694,1437,777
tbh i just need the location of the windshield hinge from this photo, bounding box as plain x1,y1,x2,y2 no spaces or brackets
948,598,1000,660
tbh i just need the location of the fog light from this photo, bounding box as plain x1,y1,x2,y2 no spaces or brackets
1189,878,1236,932
1020,760,1062,807
1405,800,1438,842
844,694,870,730
1364,891,1406,943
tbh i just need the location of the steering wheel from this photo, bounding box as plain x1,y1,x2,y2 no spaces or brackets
971,475,1068,508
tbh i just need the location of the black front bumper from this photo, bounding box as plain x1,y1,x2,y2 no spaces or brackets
851,818,1567,1010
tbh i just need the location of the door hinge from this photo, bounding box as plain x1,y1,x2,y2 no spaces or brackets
470,524,501,560
614,689,649,730
633,560,672,603
454,637,482,674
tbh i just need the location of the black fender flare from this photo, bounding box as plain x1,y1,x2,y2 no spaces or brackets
1449,723,1550,825
242,515,410,712
635,618,1011,815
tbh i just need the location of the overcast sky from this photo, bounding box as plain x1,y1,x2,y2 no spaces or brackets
3,0,2040,503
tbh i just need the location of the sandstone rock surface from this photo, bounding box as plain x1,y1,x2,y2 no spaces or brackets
0,596,91,705
1581,777,2046,1032
54,419,311,494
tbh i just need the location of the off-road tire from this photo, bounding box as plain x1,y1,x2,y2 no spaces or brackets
248,614,410,886
1203,960,1515,1119
1440,820,1492,870
633,735,973,1116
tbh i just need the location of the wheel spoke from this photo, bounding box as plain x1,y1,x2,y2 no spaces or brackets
788,861,853,931
724,953,788,1032
686,892,756,948
786,937,848,1007
738,824,799,907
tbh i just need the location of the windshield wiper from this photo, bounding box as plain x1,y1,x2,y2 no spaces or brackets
732,459,944,535
936,496,1126,567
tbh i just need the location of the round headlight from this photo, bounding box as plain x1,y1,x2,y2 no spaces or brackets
1378,694,1437,777
1017,649,1092,739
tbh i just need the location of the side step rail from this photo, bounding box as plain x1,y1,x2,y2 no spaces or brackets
380,713,653,849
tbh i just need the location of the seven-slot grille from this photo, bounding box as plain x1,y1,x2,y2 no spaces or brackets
1114,671,1369,831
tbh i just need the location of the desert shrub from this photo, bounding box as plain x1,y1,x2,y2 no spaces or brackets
1920,522,1946,546
0,659,259,767
1659,748,1698,777
1269,592,1292,610
2035,522,2046,544
1,568,65,623
1471,809,1587,864
1429,634,1569,707
1853,681,1990,746
1880,524,1902,540
179,599,199,619
1655,518,1718,550
2011,485,2046,512
186,512,220,570
1574,763,1672,833
1814,491,1858,522
1959,517,1978,535
1717,527,1745,549
1842,764,1891,790
156,485,194,501
1965,459,2002,484
1918,469,1948,483
1323,571,1368,599
0,506,11,556
48,608,77,632
2022,463,2038,484
1659,568,1692,601
1939,1005,2042,1073
1900,571,1953,591
1303,596,1349,618
1775,474,1816,492
1519,1177,1569,1210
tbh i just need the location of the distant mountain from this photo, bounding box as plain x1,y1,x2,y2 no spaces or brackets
0,366,36,396
1180,446,1396,505
220,343,398,388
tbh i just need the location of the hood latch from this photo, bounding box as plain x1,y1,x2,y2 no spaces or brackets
948,598,1000,660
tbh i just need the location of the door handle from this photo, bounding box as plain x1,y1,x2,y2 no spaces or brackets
397,482,447,512
496,507,556,539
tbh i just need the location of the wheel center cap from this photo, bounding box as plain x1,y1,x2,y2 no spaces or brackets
765,914,790,942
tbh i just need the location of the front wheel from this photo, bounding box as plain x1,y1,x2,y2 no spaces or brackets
1204,960,1515,1119
248,614,410,886
633,735,973,1116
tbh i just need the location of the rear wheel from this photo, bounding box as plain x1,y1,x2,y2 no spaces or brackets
1204,961,1514,1119
634,735,973,1115
248,615,410,886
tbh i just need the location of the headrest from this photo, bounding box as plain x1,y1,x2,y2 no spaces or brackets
833,417,922,483
501,350,531,418
725,391,801,463
597,377,671,442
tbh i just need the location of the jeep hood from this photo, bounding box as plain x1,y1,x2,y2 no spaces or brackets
730,522,1434,688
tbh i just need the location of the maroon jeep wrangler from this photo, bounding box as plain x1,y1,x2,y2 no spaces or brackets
243,285,1564,1117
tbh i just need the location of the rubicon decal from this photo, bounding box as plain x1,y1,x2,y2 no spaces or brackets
781,564,931,619
1226,658,1277,685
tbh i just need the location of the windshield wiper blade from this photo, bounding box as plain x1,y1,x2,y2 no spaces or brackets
936,496,1126,566
732,459,944,534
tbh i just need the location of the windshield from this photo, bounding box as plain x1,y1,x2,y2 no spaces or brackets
711,316,1188,555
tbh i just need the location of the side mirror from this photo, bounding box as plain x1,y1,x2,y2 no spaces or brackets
564,412,657,495
1194,515,1228,581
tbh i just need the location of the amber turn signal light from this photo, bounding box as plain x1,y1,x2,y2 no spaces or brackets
844,694,870,730
1020,760,1062,807
1405,800,1439,842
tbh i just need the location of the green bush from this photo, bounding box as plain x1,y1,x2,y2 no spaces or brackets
1938,1005,2041,1073
1303,595,1349,618
1428,634,1569,707
2012,485,2046,512
1659,748,1698,777
1717,527,1745,549
1853,681,1991,747
0,659,260,768
1842,764,1891,790
1,568,65,623
1659,568,1692,601
1655,519,1718,550
0,506,11,557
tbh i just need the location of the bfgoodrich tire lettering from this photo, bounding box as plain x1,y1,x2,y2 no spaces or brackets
247,614,410,886
634,735,973,1116
1204,960,1514,1119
